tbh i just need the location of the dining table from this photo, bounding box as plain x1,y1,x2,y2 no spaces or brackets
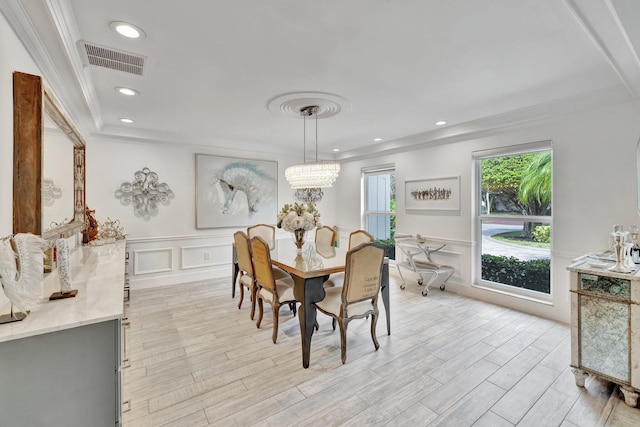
232,238,390,368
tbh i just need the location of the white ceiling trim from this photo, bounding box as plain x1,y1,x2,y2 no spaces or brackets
606,0,640,73
564,0,635,96
337,84,632,161
46,0,103,131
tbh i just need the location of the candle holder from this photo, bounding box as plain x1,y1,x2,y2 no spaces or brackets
609,231,633,273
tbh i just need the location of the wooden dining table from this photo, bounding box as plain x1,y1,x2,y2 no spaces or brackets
232,239,390,368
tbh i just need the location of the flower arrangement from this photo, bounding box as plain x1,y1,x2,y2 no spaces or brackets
276,202,321,232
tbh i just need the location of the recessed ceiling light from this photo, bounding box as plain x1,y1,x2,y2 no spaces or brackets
120,118,134,124
110,21,145,39
435,120,447,126
373,138,382,142
116,87,138,96
332,148,340,152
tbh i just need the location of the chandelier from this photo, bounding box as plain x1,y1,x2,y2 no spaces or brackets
285,106,340,200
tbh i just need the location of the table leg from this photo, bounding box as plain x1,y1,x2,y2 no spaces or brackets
381,262,390,335
292,275,326,368
231,246,239,299
231,262,239,299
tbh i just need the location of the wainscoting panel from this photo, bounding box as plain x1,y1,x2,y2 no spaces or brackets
126,233,236,290
181,243,229,270
133,248,173,275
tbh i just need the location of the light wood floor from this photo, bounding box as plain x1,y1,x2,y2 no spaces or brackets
122,274,640,426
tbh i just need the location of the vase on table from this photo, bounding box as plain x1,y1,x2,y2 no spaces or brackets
292,229,306,253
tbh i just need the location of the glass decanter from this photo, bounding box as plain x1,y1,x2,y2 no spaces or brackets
629,225,640,264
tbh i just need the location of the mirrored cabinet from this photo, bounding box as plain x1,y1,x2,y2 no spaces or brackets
567,257,640,407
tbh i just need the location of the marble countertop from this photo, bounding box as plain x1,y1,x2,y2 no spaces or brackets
0,240,126,343
567,252,640,280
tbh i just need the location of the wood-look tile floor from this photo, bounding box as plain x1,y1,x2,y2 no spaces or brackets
122,274,640,426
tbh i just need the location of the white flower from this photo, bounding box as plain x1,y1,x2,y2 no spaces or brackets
276,202,320,233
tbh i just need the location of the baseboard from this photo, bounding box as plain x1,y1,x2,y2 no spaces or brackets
129,265,229,290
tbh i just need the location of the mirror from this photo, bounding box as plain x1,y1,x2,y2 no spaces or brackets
13,71,85,241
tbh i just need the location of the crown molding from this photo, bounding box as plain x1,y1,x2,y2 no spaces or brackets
337,84,633,162
0,0,91,135
45,0,103,131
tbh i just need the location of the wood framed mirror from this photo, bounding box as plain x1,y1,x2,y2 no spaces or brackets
13,71,85,241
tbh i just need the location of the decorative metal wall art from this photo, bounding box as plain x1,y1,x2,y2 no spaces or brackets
42,177,62,207
115,167,174,220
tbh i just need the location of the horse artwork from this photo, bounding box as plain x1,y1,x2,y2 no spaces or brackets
196,155,278,228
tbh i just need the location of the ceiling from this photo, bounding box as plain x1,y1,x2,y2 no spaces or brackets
3,0,640,160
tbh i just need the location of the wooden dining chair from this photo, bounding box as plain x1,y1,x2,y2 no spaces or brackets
314,242,385,363
233,231,259,319
251,236,297,343
315,225,336,246
247,224,276,250
323,229,374,288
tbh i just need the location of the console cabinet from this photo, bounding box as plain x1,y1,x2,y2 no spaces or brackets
0,240,126,426
567,257,640,407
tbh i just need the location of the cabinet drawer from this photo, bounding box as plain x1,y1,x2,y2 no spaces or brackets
579,273,629,298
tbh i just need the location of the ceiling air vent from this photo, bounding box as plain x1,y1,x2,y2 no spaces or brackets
78,41,146,75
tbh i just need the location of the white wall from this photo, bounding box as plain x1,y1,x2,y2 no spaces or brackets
336,99,640,323
0,12,43,310
0,11,41,236
86,136,338,289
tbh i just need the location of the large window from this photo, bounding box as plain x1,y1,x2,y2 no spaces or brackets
475,143,552,299
363,166,396,260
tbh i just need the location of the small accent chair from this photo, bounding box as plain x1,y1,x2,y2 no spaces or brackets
233,231,258,319
247,224,276,250
315,225,336,246
251,236,297,343
323,229,374,288
314,242,385,364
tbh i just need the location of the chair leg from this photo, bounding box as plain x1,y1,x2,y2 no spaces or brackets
338,318,348,364
370,312,380,351
250,285,257,320
332,318,336,330
256,297,264,328
237,283,245,310
272,303,281,344
289,302,297,317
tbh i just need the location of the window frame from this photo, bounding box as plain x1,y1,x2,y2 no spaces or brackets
473,141,553,304
362,164,395,242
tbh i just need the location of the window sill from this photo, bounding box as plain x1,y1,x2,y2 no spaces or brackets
473,279,553,306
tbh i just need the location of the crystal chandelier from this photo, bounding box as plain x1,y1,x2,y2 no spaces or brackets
285,106,340,198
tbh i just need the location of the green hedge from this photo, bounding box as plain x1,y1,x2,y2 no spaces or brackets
374,238,396,260
481,254,550,293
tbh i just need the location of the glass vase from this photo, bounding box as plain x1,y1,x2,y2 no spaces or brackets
292,229,306,253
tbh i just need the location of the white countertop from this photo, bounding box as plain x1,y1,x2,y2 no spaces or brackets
567,252,640,280
0,240,126,343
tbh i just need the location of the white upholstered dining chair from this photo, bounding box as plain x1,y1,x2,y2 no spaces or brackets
323,229,374,288
233,231,259,319
251,236,297,344
247,224,276,250
314,242,385,363
315,226,336,246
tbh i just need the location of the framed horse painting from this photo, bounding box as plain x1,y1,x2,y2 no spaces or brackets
195,154,278,228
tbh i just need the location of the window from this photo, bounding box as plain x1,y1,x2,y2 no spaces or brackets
474,143,552,300
363,166,396,260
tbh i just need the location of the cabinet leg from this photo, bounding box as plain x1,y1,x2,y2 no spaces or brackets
620,386,640,407
571,368,588,387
